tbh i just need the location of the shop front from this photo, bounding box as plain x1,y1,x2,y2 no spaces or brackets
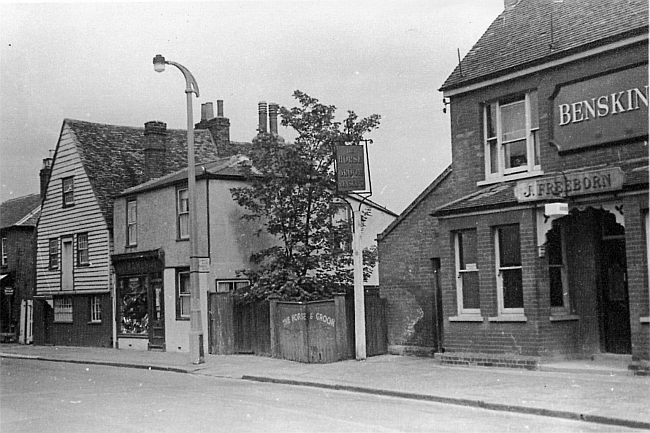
112,250,165,351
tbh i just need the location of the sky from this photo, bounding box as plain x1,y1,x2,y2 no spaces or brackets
0,0,504,214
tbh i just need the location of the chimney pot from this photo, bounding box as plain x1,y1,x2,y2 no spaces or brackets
217,100,224,117
201,102,214,121
258,101,268,134
269,103,279,135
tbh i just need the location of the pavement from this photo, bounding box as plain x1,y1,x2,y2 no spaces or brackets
2,344,649,430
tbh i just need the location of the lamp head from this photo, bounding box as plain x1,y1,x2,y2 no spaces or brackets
153,54,166,73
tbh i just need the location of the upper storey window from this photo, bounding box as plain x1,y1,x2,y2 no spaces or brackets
484,91,539,180
62,176,75,207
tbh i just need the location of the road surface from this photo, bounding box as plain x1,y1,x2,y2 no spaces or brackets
1,358,638,432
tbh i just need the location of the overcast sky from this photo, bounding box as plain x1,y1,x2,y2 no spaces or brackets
1,0,504,213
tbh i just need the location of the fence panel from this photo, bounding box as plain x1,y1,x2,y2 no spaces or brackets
208,293,234,355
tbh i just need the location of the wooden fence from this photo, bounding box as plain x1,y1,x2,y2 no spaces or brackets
209,287,387,361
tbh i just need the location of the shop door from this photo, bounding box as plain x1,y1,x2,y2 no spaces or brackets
601,237,631,354
148,275,165,350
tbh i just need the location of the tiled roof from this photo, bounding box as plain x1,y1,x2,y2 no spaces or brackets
0,193,41,229
118,154,398,217
66,119,223,229
118,155,249,196
440,0,649,92
433,158,649,216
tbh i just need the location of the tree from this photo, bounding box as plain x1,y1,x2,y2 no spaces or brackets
230,91,380,303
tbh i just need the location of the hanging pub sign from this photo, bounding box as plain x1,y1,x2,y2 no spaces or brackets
336,145,366,192
514,167,625,202
552,64,648,152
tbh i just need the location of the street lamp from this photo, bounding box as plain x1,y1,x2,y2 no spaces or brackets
153,54,204,364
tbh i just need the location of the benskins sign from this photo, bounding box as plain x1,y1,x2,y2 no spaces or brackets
552,64,648,153
558,86,648,126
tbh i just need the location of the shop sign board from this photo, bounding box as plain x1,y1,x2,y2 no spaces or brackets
553,64,648,152
336,145,366,192
514,167,625,202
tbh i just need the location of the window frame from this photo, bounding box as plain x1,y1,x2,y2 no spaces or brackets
483,91,540,181
62,176,75,207
77,233,89,266
48,238,59,270
177,187,189,240
1,237,7,266
176,268,190,320
127,199,137,246
54,296,73,323
89,295,102,323
494,224,525,316
454,229,481,316
216,279,251,293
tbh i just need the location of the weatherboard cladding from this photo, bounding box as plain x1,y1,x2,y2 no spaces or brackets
67,118,221,229
440,0,649,91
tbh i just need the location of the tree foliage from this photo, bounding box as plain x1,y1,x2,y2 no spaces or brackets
230,91,381,303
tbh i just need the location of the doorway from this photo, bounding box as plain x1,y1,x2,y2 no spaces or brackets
148,274,165,350
600,213,631,354
61,237,74,291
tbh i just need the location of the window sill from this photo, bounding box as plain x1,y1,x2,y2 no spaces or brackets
53,321,73,324
477,170,544,187
449,315,484,322
488,315,527,322
641,317,649,324
550,314,580,322
176,317,190,321
176,238,189,242
87,321,103,325
117,334,148,339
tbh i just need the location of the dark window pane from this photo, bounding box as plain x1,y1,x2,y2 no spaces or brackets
462,271,480,309
505,139,527,168
502,268,523,308
459,230,477,268
546,226,562,265
549,267,564,307
499,225,521,266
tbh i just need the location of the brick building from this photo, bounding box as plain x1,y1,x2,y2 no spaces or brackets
379,0,648,366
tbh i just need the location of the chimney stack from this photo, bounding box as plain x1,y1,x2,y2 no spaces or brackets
195,101,231,155
40,150,54,200
143,121,167,181
258,101,268,134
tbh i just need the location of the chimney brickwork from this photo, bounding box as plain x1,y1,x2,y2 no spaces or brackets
143,121,167,181
195,100,232,156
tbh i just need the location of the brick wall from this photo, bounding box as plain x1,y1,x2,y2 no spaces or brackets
378,169,457,349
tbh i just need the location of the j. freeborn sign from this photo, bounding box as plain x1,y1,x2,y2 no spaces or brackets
336,145,366,192
514,167,625,202
553,64,648,152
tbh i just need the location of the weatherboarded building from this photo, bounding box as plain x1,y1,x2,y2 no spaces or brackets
33,115,223,347
379,0,648,368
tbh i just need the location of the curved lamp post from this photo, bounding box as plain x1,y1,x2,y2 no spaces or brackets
153,54,204,364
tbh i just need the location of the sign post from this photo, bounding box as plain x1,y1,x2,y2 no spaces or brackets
335,144,370,361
